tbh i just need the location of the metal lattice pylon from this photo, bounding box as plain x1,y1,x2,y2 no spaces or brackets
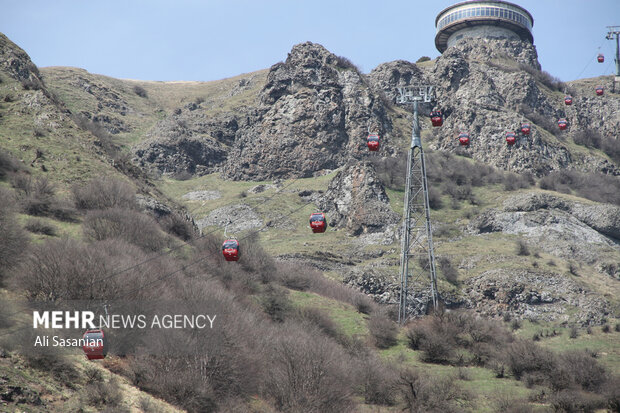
396,86,438,324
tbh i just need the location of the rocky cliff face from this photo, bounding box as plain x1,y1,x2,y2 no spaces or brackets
221,42,394,180
318,161,399,237
369,38,618,177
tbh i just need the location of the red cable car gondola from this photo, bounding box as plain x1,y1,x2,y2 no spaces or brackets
458,132,470,146
82,329,107,360
597,54,604,63
595,86,604,96
367,133,380,151
430,110,443,127
564,95,573,105
222,239,240,261
557,118,568,130
520,123,531,136
506,132,516,146
309,212,327,233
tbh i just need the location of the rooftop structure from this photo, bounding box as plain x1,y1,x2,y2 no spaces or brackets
435,0,534,53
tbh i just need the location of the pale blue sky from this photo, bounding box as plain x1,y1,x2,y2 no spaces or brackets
2,0,619,82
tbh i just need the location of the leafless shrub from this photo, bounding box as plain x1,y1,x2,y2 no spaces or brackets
602,324,611,333
83,207,167,252
398,367,468,413
3,94,14,102
159,212,194,241
358,354,397,406
25,218,56,236
555,350,608,392
294,308,342,342
353,294,374,314
368,312,398,349
72,176,137,210
549,389,605,413
71,113,119,158
371,154,407,190
416,56,431,63
518,63,568,92
511,319,522,331
428,186,443,209
23,353,80,389
0,149,24,179
539,170,620,205
133,85,148,98
20,77,43,90
0,188,28,284
260,286,291,322
438,256,458,285
265,323,354,413
81,376,124,408
334,55,360,73
33,127,46,137
17,237,147,301
505,339,557,380
516,239,530,256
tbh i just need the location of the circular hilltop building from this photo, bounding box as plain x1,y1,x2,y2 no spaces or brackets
435,0,534,53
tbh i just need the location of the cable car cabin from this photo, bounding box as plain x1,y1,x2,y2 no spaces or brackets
520,123,531,136
564,95,573,105
557,118,568,130
598,54,605,63
430,111,443,127
82,329,106,360
309,212,327,233
458,133,470,146
596,86,604,96
506,132,517,146
367,134,380,151
222,239,240,261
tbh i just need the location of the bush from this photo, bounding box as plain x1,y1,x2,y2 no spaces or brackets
83,207,167,252
416,56,431,63
368,313,398,349
438,256,458,285
81,376,124,408
357,355,397,406
398,368,467,413
18,237,154,301
158,212,194,241
24,218,56,236
266,323,354,413
72,177,137,210
294,308,342,342
133,85,148,98
260,286,291,323
0,148,24,179
354,294,374,314
505,340,557,380
539,170,620,205
0,188,28,284
549,389,605,413
569,326,578,339
516,239,530,256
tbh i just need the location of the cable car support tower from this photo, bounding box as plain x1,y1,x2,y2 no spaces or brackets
396,86,438,324
606,26,620,92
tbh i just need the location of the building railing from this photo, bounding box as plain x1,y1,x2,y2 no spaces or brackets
437,6,532,32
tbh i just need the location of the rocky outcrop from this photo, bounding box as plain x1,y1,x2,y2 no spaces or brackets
318,161,399,237
367,60,427,101
367,38,620,177
134,110,236,175
464,268,609,325
221,42,394,180
0,33,42,84
469,192,620,263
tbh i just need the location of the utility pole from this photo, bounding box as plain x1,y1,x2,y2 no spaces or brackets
606,26,620,92
396,86,439,324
